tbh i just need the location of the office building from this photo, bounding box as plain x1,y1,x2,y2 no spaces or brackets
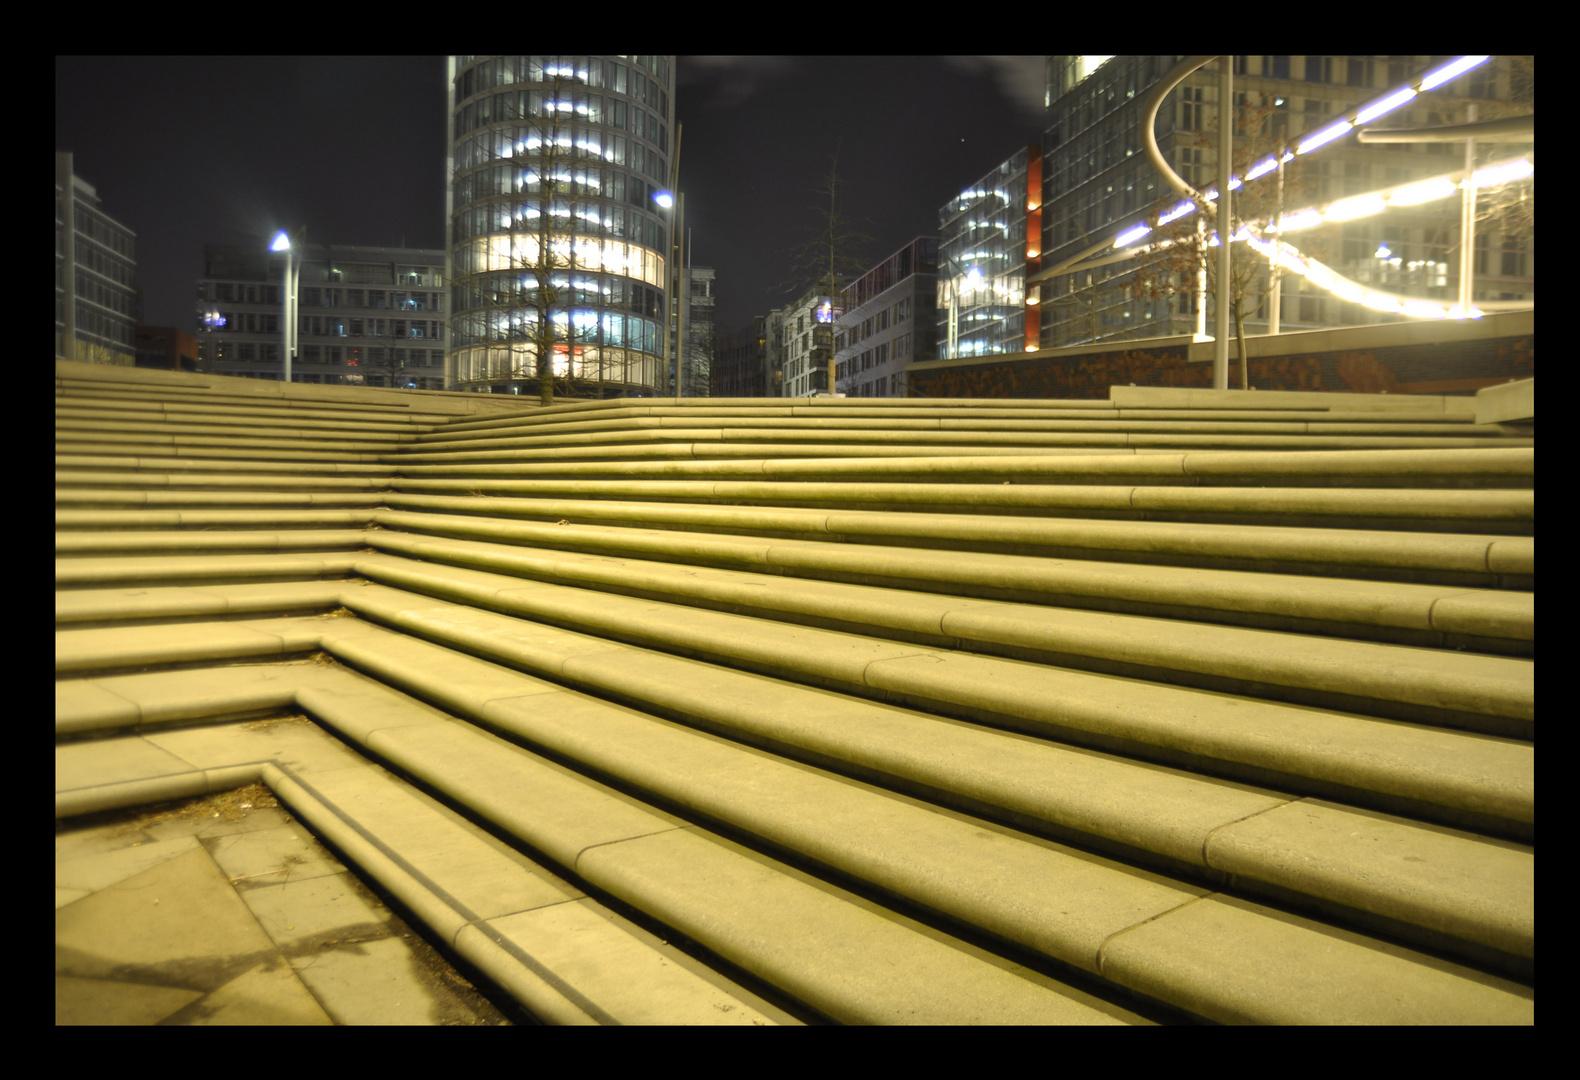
775,288,837,397
835,237,938,397
56,151,137,366
680,265,715,397
196,243,447,388
446,55,677,396
1034,55,1534,351
713,316,769,397
935,149,1038,361
134,326,200,372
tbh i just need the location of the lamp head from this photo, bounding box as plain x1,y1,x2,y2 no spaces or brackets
269,231,291,252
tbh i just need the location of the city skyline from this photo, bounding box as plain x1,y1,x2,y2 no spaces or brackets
54,56,1045,336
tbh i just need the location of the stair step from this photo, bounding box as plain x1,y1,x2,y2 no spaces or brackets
54,623,1535,1007
52,369,1538,1023
390,446,1535,489
365,514,1534,649
55,529,369,555
374,496,1533,585
52,559,1534,737
335,573,1536,834
376,476,1535,533
54,666,1137,1024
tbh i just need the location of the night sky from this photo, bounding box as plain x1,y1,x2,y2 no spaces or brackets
55,56,1046,335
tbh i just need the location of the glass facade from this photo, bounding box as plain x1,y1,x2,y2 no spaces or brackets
936,149,1029,359
1036,55,1534,350
446,55,675,394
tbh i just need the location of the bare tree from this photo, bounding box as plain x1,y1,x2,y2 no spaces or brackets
363,344,409,389
1131,96,1315,387
784,151,875,302
784,151,875,395
1471,55,1535,243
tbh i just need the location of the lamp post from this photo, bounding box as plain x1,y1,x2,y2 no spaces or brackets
654,125,683,399
269,231,299,383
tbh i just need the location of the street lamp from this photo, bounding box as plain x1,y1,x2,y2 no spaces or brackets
654,123,684,399
654,188,685,397
270,231,299,383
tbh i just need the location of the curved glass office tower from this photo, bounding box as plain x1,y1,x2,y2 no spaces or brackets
445,55,675,395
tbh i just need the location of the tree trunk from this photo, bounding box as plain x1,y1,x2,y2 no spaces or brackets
1233,297,1249,390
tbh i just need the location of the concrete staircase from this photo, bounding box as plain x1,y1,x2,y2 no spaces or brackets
56,359,1535,1024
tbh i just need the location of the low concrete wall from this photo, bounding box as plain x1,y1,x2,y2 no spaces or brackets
1476,378,1535,425
909,311,1534,400
54,359,543,416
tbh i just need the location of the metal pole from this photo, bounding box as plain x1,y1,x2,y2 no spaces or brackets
289,253,298,381
1214,59,1231,389
675,192,686,398
659,208,673,396
1459,104,1477,315
1196,217,1207,338
1268,151,1283,335
282,248,294,384
660,124,682,398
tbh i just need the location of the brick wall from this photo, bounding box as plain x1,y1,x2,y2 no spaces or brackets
908,335,1534,399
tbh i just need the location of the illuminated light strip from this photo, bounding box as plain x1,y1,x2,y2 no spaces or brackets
1388,177,1457,205
1275,208,1324,232
1242,231,1483,320
1354,86,1418,125
1114,223,1153,247
1268,155,1533,231
1297,120,1354,154
1100,56,1492,255
1108,227,1483,321
1323,194,1387,221
1420,55,1490,91
1243,156,1281,182
1471,158,1535,188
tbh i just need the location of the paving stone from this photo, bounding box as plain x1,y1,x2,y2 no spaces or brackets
288,936,488,1026
205,824,347,886
56,833,202,895
56,844,278,977
172,959,334,1026
56,976,203,1025
240,872,390,949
